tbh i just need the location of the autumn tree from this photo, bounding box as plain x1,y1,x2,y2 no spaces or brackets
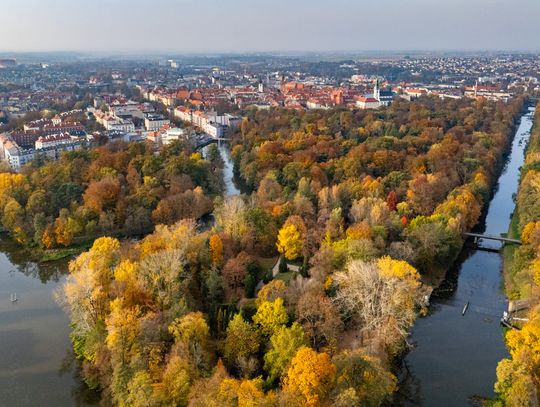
283,347,336,407
223,252,250,299
209,234,224,266
256,280,287,307
276,224,303,260
161,356,192,406
218,377,276,407
332,350,397,406
333,256,424,353
296,289,342,350
252,298,289,336
264,322,306,384
83,176,121,213
223,314,260,373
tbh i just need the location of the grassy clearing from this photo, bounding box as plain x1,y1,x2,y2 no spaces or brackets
256,256,279,272
275,271,298,284
40,241,94,263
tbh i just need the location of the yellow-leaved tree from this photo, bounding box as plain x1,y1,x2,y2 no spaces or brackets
253,298,289,336
218,377,276,407
209,234,224,266
283,347,336,407
276,224,303,260
495,306,540,406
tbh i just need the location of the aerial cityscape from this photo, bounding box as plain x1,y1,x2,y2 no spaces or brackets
1,1,540,406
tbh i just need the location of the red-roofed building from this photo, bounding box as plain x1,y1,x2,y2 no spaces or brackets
356,97,381,109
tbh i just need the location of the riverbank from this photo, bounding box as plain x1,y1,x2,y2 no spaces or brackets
502,212,522,300
40,241,94,262
490,103,540,405
503,103,539,301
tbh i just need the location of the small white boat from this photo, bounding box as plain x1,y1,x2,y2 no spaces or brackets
10,293,18,303
462,301,469,316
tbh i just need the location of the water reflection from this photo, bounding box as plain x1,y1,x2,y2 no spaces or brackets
0,238,96,406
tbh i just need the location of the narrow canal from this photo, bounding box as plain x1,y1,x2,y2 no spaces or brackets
217,142,241,196
398,106,535,406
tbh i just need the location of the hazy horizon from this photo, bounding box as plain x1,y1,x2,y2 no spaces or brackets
1,0,539,54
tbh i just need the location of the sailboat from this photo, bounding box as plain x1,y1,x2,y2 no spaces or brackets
10,293,17,303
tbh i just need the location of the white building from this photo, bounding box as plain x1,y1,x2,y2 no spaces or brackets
203,122,224,139
356,97,381,109
35,133,75,149
4,142,36,170
110,102,149,119
162,127,186,145
104,117,136,132
144,115,170,131
173,107,242,137
373,80,394,107
51,115,62,126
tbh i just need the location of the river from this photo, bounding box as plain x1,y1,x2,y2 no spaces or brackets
397,106,535,406
217,142,241,196
0,239,96,406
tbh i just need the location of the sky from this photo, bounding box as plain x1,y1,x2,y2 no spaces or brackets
1,0,539,54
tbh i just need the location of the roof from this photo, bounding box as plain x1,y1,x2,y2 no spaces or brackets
357,97,379,103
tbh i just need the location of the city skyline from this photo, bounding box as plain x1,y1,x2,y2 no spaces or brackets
1,0,539,53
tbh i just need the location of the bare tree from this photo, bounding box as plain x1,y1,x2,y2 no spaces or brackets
333,258,425,354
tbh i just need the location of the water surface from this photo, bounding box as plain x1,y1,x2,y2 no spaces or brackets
0,240,83,406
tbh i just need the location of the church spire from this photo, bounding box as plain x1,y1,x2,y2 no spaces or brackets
373,78,380,100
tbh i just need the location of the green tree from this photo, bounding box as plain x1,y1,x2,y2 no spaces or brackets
264,322,306,383
223,314,260,366
332,350,397,406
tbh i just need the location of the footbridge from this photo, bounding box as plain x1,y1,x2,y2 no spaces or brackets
464,232,521,245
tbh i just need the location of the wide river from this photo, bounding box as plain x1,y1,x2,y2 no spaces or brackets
0,239,90,406
397,106,535,406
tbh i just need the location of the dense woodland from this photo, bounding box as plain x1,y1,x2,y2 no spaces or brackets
232,96,525,275
494,106,540,406
45,95,531,406
0,141,222,251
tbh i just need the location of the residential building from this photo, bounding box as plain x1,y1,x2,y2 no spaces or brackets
144,115,170,131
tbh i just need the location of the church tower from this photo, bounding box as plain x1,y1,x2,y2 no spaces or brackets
373,79,380,100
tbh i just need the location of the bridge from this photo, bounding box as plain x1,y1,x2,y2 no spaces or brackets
464,232,521,245
193,135,231,150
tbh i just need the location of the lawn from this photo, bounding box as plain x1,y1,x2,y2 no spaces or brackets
40,241,94,262
275,271,298,284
